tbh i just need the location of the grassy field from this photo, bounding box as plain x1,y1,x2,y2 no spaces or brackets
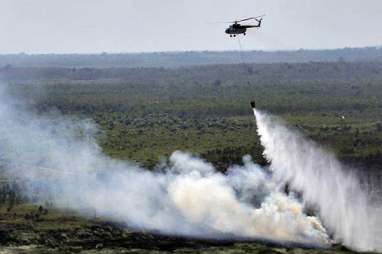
4,62,381,170
0,61,381,252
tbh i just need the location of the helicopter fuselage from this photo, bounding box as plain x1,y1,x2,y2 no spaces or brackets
225,24,247,35
225,18,262,37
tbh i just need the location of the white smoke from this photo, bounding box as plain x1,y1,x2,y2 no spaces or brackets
254,109,382,252
0,85,329,246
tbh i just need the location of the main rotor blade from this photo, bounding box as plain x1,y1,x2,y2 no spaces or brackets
208,15,266,24
206,21,235,24
237,15,266,23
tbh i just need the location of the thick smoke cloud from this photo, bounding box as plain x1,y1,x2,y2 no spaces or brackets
255,110,382,252
0,85,329,246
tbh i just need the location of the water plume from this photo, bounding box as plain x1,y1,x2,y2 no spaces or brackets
254,109,382,252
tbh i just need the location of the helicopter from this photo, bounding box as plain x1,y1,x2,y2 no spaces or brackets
225,15,264,37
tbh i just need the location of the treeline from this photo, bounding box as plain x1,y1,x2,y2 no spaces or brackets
1,47,382,68
0,182,23,212
2,62,382,82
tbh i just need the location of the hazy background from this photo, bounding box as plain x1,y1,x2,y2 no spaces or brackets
1,0,382,53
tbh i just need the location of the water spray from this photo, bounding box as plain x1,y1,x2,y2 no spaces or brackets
250,100,382,252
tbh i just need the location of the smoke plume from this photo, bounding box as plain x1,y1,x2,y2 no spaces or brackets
0,85,329,246
254,109,382,252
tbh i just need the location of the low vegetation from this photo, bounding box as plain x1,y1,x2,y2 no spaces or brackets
0,59,381,253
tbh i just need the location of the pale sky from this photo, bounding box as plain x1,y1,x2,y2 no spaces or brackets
1,0,382,53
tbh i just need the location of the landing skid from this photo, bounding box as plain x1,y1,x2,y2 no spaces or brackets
229,34,244,38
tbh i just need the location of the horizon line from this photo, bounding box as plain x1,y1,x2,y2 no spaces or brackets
0,45,381,56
